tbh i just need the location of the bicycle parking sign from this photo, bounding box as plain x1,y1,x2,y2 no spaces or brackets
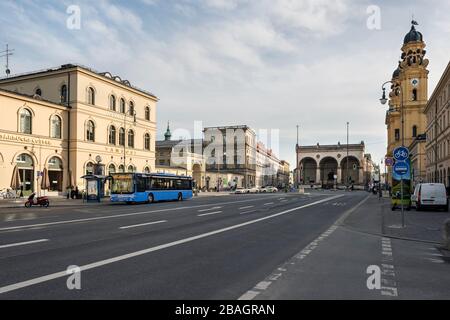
393,147,409,162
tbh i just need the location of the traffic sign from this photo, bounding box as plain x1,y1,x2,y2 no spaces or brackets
393,161,409,176
385,157,394,167
393,147,409,162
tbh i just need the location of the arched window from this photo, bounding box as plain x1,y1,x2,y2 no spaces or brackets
88,87,95,105
108,125,116,145
108,164,116,175
119,128,125,146
129,101,135,116
145,106,150,121
412,89,418,101
35,88,42,96
144,166,150,174
144,133,151,150
128,129,135,148
118,164,125,173
127,165,135,173
60,85,67,103
109,95,116,111
19,109,32,134
412,125,417,138
120,98,126,114
85,162,95,175
51,115,62,139
86,120,95,142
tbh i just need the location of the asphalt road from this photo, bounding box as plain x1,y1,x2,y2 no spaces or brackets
0,191,368,299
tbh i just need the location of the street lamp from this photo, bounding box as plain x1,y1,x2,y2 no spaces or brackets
380,80,405,227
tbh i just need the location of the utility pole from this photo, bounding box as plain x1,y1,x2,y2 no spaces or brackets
296,125,299,187
346,122,349,188
0,44,14,77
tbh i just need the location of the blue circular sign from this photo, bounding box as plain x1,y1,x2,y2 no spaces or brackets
393,162,409,176
393,147,409,162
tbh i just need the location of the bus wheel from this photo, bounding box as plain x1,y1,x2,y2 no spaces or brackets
148,194,154,204
178,193,183,201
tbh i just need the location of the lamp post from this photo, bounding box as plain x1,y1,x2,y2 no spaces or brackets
381,80,405,227
123,108,137,170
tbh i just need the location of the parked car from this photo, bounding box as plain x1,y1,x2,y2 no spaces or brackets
412,183,448,211
260,186,278,193
248,187,259,194
235,188,250,194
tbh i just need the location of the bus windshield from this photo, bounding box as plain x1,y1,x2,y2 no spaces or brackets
111,174,134,194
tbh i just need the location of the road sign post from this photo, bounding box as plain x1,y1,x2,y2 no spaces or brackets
393,147,410,228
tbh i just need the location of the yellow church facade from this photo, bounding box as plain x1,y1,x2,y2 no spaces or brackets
385,21,429,185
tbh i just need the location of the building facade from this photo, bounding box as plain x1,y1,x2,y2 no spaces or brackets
424,61,450,185
296,142,370,186
0,64,158,195
385,21,429,185
410,133,427,185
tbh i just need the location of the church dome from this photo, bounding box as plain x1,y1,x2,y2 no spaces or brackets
404,22,423,44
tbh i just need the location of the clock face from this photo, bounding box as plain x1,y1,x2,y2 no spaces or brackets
411,78,419,87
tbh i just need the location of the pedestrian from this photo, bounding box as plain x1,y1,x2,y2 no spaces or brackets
75,186,79,199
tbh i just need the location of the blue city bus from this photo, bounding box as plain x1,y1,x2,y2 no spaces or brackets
110,173,193,204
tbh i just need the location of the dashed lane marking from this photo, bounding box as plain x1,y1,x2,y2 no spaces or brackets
239,206,254,210
197,211,223,217
197,207,222,213
0,239,49,249
119,220,167,230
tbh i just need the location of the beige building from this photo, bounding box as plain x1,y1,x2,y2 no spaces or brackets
385,21,429,185
0,64,158,196
409,134,427,184
424,61,450,185
296,142,371,186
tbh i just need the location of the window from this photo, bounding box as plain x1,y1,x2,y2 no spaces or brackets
119,128,125,146
120,98,126,114
51,115,62,139
60,85,67,103
85,162,94,175
86,120,95,141
144,133,151,150
118,165,125,173
35,88,42,96
128,130,135,148
395,129,400,141
129,101,135,116
19,109,32,134
412,89,418,101
109,95,116,111
144,166,150,174
108,164,116,175
412,125,417,138
88,87,95,105
108,126,117,145
127,165,135,173
145,107,150,121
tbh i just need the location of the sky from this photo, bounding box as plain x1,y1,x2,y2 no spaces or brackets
0,0,449,169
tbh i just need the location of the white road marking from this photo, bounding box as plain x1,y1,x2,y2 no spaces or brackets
0,195,343,295
197,207,222,212
0,196,287,232
119,220,167,230
380,238,398,297
239,206,254,210
240,210,257,215
0,239,49,249
197,211,222,217
264,202,274,206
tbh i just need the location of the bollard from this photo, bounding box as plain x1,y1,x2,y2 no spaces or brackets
444,219,450,250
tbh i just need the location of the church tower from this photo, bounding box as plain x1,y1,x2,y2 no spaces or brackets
386,21,429,162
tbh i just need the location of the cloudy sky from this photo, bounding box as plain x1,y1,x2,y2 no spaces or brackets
1,0,449,168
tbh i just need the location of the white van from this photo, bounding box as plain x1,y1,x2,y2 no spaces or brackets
412,183,448,211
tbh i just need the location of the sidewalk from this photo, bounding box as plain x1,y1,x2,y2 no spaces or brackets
0,197,104,209
251,195,450,300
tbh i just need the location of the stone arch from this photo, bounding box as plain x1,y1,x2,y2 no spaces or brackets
319,157,338,184
299,157,318,184
192,163,202,188
340,156,361,184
